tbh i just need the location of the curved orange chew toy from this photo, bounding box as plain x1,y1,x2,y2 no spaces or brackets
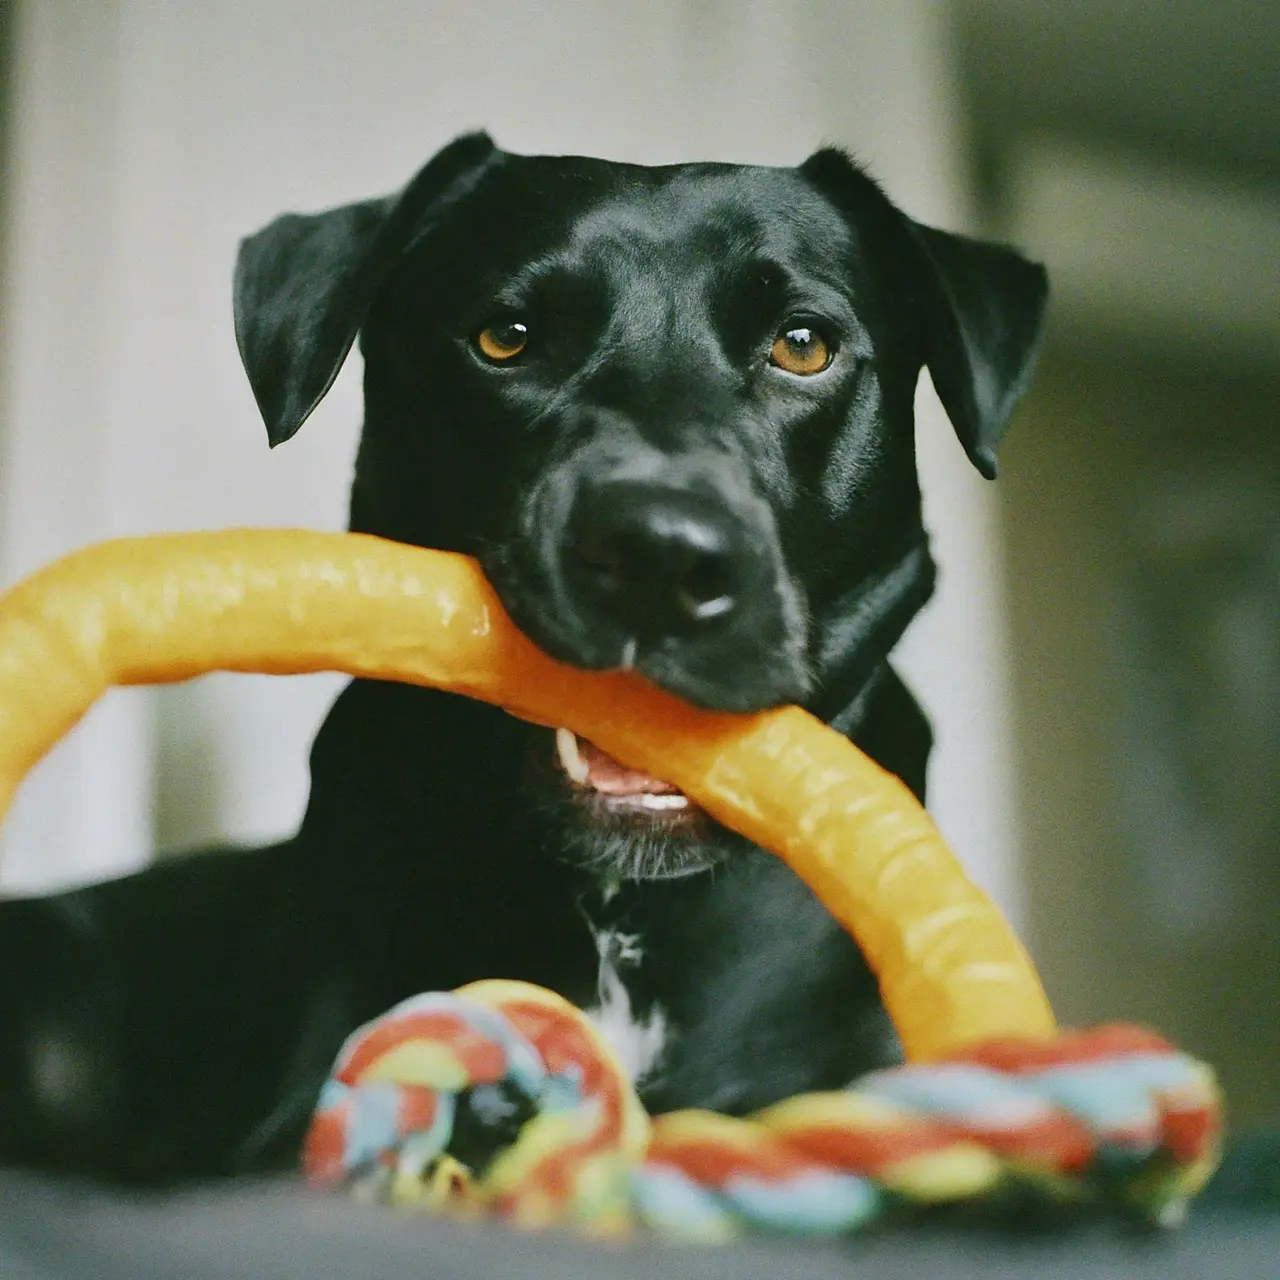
0,528,1055,1062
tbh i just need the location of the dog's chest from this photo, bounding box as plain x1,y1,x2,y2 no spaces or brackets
581,925,668,1086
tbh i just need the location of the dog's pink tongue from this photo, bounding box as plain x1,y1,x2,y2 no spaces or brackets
579,738,682,795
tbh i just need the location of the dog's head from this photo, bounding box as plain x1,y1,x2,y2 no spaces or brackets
235,132,1045,877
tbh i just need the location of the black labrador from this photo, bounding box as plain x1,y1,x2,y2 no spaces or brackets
0,132,1047,1185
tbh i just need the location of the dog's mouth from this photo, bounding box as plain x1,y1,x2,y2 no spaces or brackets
553,727,698,820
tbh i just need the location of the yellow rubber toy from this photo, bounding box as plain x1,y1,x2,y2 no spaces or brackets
0,529,1055,1062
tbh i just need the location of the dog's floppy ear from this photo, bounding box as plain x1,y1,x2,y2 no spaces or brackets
906,221,1048,479
799,148,1047,479
234,131,500,446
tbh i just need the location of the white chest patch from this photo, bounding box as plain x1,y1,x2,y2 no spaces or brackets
582,927,667,1086
26,1020,95,1120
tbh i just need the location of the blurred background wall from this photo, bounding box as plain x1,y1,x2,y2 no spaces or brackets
0,2,1275,1122
953,0,1280,1124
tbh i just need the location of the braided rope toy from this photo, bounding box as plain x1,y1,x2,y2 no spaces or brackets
0,530,1221,1238
304,985,1218,1239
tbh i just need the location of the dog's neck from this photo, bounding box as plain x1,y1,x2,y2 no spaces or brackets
808,540,936,736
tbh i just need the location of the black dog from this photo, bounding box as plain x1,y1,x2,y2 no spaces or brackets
0,133,1046,1185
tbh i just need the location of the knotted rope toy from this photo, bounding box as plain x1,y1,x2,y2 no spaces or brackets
0,529,1221,1238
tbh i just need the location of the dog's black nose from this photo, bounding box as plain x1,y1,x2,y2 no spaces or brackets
565,482,748,641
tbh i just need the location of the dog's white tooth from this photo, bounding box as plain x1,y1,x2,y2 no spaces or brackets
636,792,690,811
619,637,638,671
555,726,590,785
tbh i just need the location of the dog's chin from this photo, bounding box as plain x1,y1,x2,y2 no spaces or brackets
555,799,725,883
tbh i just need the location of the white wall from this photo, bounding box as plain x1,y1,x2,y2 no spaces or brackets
0,0,1022,919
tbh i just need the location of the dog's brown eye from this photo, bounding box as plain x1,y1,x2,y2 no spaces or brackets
477,321,529,361
770,326,831,376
